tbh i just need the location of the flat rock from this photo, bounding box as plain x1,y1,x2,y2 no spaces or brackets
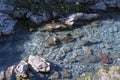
28,55,50,72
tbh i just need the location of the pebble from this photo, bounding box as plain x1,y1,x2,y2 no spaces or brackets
50,71,59,79
61,70,71,78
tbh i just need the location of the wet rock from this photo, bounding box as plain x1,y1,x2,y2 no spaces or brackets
100,53,111,64
61,70,71,78
87,55,100,63
28,55,50,72
29,12,50,25
5,65,16,80
0,13,17,36
82,46,92,55
50,71,59,79
41,23,69,31
58,33,73,42
91,1,107,10
15,60,29,78
60,13,100,26
80,39,92,46
0,71,4,80
47,37,59,46
64,58,77,63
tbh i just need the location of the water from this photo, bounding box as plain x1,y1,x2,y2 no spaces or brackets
0,9,120,79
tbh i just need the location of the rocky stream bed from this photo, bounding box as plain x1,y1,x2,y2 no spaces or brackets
0,9,120,80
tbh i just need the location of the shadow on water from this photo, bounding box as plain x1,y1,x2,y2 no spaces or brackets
0,21,31,71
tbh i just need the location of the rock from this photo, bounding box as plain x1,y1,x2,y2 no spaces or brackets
15,60,29,78
82,46,92,55
80,39,92,46
61,70,71,78
91,1,107,10
47,37,59,46
58,33,73,42
87,55,100,63
0,71,5,80
100,53,111,64
29,12,50,25
41,23,69,32
28,55,50,72
0,13,17,36
60,13,100,26
50,71,59,79
5,65,16,80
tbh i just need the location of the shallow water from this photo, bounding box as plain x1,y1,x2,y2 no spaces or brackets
0,10,120,79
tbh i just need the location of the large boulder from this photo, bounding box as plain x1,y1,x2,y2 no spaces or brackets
28,55,50,72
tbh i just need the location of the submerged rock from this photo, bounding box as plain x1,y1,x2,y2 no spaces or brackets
41,23,70,31
58,33,73,42
15,60,29,78
50,71,59,79
28,55,50,72
47,37,59,46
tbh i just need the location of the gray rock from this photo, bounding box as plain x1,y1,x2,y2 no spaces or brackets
29,12,50,25
28,55,50,72
15,60,29,78
104,0,117,8
0,13,17,36
60,13,100,26
5,65,16,80
91,1,107,10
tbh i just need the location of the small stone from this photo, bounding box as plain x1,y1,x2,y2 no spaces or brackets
82,46,92,55
58,33,73,42
50,71,59,79
101,53,111,64
61,70,71,78
64,58,77,63
80,40,91,46
87,55,100,63
28,55,50,72
47,37,59,46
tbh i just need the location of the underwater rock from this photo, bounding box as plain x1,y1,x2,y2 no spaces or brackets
100,53,111,64
47,37,59,46
61,70,71,78
60,13,100,26
82,46,92,55
0,71,5,80
41,23,70,31
58,33,73,42
28,55,50,72
50,71,59,79
15,60,29,78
